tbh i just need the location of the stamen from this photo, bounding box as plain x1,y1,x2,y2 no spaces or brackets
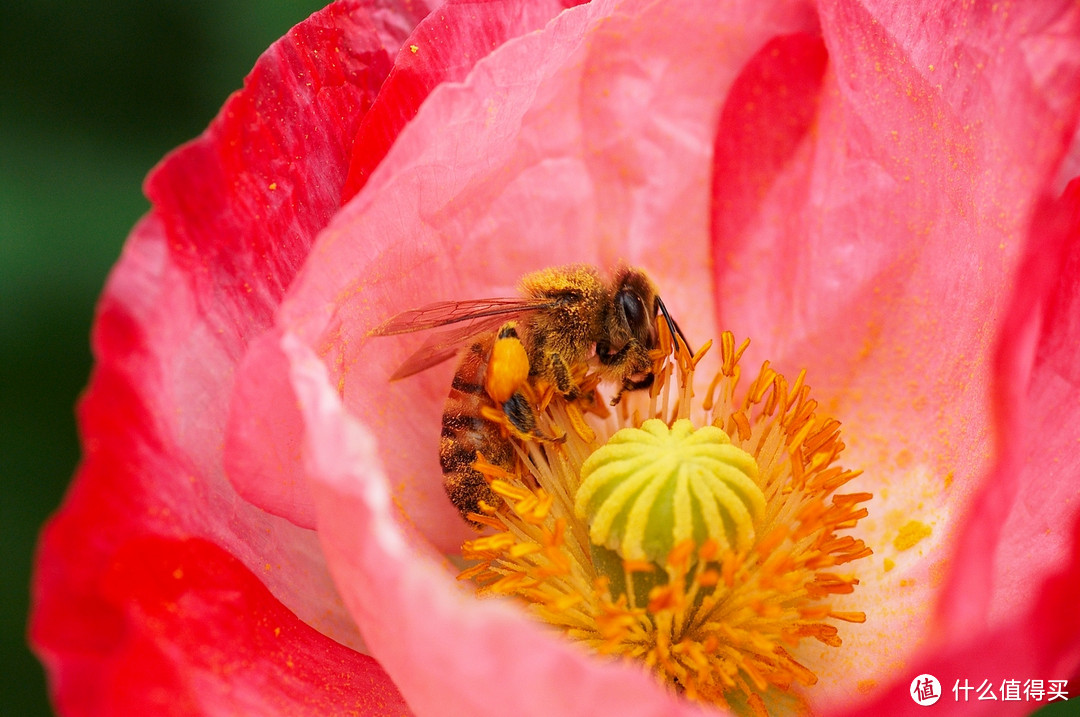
457,324,872,712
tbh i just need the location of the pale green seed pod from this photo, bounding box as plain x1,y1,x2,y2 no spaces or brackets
575,418,765,564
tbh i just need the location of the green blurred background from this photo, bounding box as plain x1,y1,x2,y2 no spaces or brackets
1,2,1075,716
0,2,323,714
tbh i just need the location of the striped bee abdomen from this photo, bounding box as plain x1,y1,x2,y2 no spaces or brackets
439,336,516,522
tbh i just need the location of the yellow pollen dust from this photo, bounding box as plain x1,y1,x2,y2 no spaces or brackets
893,520,932,552
458,322,872,714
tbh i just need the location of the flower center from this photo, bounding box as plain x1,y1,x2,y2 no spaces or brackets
576,418,765,564
459,326,872,715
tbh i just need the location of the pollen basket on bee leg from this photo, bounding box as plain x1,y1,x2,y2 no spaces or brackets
484,323,530,404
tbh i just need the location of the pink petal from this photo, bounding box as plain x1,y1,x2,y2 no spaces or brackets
826,176,1080,717
286,334,712,717
835,511,1080,717
936,176,1080,650
709,0,1080,706
278,0,820,550
278,0,845,712
225,0,575,534
36,535,407,716
33,1,433,706
979,178,1080,626
227,329,320,528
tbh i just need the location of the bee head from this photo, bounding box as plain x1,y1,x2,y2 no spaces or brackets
597,268,690,379
610,268,659,351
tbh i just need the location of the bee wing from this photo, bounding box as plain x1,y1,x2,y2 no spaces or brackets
371,297,556,336
374,296,557,380
387,313,514,380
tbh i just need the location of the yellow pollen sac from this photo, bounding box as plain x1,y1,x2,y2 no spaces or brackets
485,330,530,403
457,320,873,713
575,418,765,564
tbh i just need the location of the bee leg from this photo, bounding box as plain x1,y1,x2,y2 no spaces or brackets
547,352,580,400
503,391,565,444
609,373,655,406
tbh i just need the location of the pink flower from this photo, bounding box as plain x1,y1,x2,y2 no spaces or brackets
31,0,1080,715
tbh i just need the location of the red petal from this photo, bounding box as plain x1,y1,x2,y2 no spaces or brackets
32,216,367,696
226,0,577,536
148,0,431,328
34,536,408,716
711,31,829,255
33,1,431,708
226,328,321,528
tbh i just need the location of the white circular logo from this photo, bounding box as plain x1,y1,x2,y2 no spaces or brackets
910,674,941,706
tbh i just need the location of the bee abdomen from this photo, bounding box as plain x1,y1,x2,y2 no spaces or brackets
440,417,514,521
440,412,485,436
439,436,478,473
450,374,486,396
439,335,516,522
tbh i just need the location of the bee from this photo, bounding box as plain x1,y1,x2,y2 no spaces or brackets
372,265,689,522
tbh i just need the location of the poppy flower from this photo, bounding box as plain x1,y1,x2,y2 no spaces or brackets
31,0,1080,716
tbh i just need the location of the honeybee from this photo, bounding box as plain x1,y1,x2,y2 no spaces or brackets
372,265,689,522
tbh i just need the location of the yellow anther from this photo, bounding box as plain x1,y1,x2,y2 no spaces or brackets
565,402,596,443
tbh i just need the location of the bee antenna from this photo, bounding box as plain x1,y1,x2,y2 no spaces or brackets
656,296,692,356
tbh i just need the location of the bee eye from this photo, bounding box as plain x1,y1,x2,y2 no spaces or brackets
618,290,646,331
